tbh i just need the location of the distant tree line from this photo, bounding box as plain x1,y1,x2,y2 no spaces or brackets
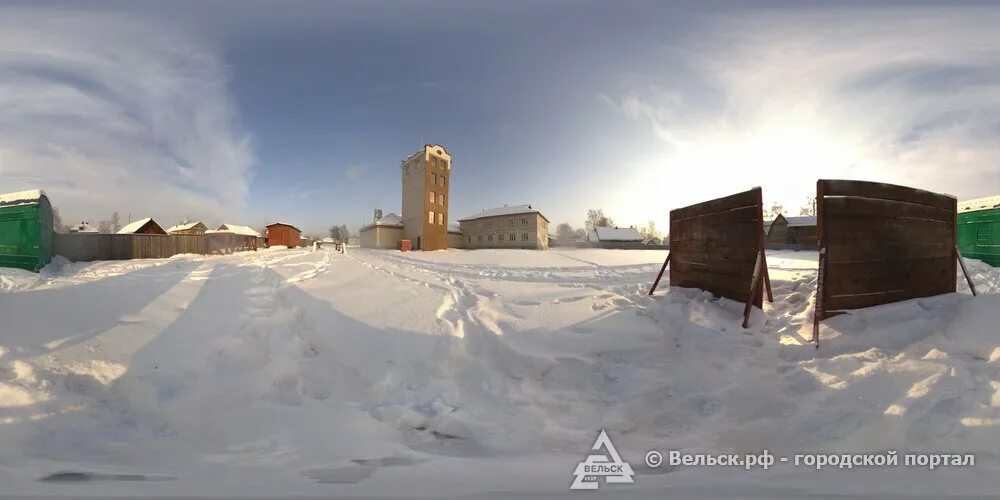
552,208,664,245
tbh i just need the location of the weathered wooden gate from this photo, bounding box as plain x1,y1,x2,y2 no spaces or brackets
650,187,772,327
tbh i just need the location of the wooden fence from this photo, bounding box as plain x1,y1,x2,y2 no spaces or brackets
54,233,261,262
813,179,958,343
650,187,772,327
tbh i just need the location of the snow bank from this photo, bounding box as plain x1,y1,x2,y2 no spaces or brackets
0,248,997,497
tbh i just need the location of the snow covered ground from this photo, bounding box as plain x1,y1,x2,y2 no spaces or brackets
0,247,998,498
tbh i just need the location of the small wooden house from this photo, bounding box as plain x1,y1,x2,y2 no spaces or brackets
214,223,262,238
167,221,208,235
117,217,168,235
765,215,817,246
266,222,301,248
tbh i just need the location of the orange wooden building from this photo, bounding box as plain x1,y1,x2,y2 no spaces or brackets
266,223,301,248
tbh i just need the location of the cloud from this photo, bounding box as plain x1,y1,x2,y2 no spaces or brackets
0,6,253,224
603,4,1000,214
344,165,366,181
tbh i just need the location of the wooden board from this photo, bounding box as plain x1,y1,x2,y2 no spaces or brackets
668,188,767,307
816,180,957,320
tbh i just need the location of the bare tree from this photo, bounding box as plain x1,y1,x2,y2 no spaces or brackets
328,224,350,242
640,220,662,242
585,209,614,232
555,223,576,245
799,196,816,216
767,202,784,219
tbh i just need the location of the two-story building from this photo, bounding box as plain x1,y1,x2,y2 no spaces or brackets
458,204,549,250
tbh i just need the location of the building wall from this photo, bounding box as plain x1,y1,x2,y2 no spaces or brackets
459,213,548,249
766,217,789,244
447,231,466,249
788,226,818,246
765,216,816,245
401,145,451,250
266,225,300,248
360,225,404,249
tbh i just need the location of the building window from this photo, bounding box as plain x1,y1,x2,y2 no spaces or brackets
439,194,445,205
488,234,493,241
443,160,449,170
437,212,443,225
521,217,528,225
478,235,483,242
487,221,493,228
428,211,434,223
429,191,435,203
431,173,437,185
508,233,514,241
521,233,528,240
439,176,445,187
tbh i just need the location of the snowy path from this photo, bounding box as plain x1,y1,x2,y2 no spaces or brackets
0,248,998,498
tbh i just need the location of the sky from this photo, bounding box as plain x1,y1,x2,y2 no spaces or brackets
1,0,998,236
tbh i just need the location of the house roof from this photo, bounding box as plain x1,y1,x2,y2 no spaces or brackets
167,221,208,233
266,222,301,232
0,189,46,207
401,144,450,164
69,222,99,233
212,224,261,237
959,195,1000,213
458,204,549,222
359,213,404,232
117,217,162,234
592,226,643,241
785,216,816,227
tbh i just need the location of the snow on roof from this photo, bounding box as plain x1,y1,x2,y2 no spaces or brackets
458,204,548,222
959,195,1000,213
0,189,46,207
215,224,261,237
117,217,155,234
785,216,816,227
359,213,404,232
375,213,402,226
69,222,99,233
266,222,302,232
167,221,207,233
593,226,643,241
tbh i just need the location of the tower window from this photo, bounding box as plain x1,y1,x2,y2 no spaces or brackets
428,211,434,223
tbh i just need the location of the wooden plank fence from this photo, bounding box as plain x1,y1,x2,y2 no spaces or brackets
649,187,773,327
54,233,261,262
812,179,960,345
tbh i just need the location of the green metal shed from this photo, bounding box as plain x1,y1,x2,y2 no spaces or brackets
958,195,1000,267
0,189,54,272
